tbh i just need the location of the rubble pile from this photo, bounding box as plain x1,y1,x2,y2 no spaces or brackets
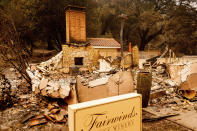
26,51,74,99
179,62,197,93
166,62,197,100
78,57,122,87
79,72,111,87
0,74,15,110
26,102,68,127
137,61,197,114
97,56,121,72
23,54,131,128
77,57,127,89
150,67,178,105
0,68,28,110
26,52,123,100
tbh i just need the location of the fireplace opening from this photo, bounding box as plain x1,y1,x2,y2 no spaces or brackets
75,57,83,66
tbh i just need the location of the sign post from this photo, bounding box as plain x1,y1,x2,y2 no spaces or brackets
68,93,142,131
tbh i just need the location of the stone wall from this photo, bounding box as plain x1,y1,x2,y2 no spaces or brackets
62,44,99,68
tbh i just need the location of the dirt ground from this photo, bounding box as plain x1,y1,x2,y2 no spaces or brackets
142,111,192,131
0,107,192,131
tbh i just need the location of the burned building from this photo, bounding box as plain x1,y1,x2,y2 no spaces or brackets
62,6,121,70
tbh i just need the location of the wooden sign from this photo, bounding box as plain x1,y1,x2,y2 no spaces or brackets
68,93,142,131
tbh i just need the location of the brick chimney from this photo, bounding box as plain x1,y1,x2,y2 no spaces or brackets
65,5,86,43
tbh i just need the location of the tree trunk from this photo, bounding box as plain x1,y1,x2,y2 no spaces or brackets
139,41,147,51
120,20,125,58
139,26,163,51
47,38,53,50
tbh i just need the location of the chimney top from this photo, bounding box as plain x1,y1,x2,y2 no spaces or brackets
65,5,86,12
